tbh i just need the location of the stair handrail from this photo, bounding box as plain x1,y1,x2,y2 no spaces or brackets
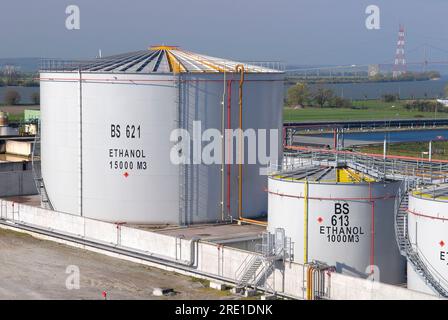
394,178,410,252
235,254,261,286
253,259,276,293
409,242,448,296
30,118,54,210
31,119,41,188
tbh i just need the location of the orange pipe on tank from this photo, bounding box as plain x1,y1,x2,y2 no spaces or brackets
226,80,232,217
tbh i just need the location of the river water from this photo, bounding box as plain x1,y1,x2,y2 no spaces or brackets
0,86,39,105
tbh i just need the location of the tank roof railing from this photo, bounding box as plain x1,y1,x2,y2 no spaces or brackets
282,147,448,185
39,58,286,73
39,58,105,72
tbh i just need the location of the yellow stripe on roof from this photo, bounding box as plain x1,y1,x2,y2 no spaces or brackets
166,50,186,73
175,49,230,73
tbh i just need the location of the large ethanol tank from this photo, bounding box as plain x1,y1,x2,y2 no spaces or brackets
407,186,448,296
40,46,284,224
268,165,405,284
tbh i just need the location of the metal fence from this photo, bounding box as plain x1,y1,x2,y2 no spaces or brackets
274,147,448,184
39,58,286,73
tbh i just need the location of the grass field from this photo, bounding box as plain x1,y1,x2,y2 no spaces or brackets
284,100,448,122
355,141,448,160
1,100,446,123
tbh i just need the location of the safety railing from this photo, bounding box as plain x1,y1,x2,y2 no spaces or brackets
394,179,448,297
412,245,448,296
284,146,448,184
40,58,286,73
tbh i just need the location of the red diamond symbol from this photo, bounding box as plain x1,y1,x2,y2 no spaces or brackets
440,240,445,247
123,172,129,178
317,217,323,223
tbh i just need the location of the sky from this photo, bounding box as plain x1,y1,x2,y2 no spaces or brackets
1,0,447,66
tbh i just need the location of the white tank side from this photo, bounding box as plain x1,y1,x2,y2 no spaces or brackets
407,194,448,295
41,72,180,223
41,73,80,215
82,73,179,223
239,74,284,218
180,73,283,223
268,178,405,284
41,71,283,224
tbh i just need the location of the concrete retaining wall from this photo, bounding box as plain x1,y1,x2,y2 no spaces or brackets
0,199,441,300
0,161,37,197
328,272,438,300
0,171,36,196
0,201,191,264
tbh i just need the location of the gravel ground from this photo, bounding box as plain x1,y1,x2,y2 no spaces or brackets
0,228,238,300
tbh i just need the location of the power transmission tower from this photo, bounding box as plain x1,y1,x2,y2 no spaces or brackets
393,24,406,79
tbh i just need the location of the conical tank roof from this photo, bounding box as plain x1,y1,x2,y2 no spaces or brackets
41,45,283,74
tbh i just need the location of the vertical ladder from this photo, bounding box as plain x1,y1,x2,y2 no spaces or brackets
31,119,54,210
174,73,186,226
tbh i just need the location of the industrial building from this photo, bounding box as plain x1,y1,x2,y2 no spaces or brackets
0,112,38,198
39,46,284,225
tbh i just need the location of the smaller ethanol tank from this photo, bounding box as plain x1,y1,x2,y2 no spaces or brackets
268,165,405,285
407,186,448,295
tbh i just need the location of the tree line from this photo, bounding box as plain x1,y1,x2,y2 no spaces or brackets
286,82,448,110
2,89,40,105
0,67,39,87
286,83,352,108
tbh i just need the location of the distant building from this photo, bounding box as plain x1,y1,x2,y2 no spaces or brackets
437,99,448,107
368,64,380,77
24,109,40,122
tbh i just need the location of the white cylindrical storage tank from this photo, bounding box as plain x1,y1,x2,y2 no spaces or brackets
268,166,405,285
40,46,284,224
407,186,448,296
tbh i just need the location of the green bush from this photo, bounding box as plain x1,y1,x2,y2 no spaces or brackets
404,100,446,113
4,89,21,105
30,92,40,105
381,94,398,103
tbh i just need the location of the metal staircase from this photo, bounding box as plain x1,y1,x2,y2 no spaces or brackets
235,228,293,294
31,120,54,210
235,255,264,289
395,189,408,253
395,181,448,297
